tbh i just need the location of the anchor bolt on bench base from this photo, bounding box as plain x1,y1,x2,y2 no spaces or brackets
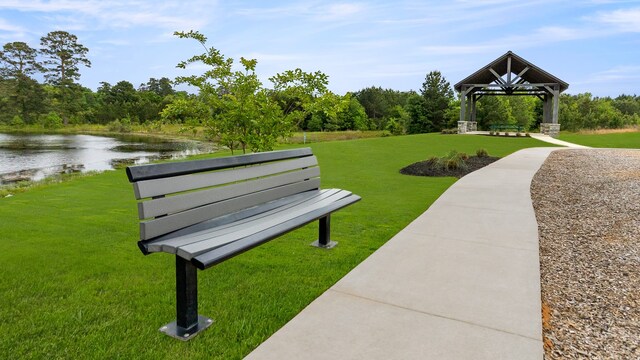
160,315,214,341
310,240,338,249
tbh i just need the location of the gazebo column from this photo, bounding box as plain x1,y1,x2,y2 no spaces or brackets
458,86,474,134
468,94,477,132
458,86,467,134
541,86,561,138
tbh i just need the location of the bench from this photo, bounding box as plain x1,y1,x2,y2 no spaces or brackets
126,148,360,340
489,124,524,133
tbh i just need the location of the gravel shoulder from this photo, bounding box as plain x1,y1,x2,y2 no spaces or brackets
531,149,640,359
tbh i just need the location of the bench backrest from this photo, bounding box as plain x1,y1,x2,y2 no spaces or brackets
126,148,320,241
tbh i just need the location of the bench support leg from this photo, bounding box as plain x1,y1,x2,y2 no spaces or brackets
311,215,337,249
159,256,213,341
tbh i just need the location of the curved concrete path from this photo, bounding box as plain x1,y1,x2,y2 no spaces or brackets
247,147,562,360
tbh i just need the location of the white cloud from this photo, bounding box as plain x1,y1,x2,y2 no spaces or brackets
0,0,216,32
595,7,640,32
236,2,366,22
586,65,640,82
0,18,26,33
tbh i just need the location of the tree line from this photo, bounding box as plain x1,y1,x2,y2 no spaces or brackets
2,30,639,149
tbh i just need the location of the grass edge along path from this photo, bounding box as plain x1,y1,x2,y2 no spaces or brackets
558,131,640,148
0,134,553,359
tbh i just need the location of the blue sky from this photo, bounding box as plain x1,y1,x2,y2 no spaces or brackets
1,0,639,97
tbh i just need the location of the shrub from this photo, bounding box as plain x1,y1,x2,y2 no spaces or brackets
40,112,63,129
108,117,133,133
476,148,489,157
10,115,24,127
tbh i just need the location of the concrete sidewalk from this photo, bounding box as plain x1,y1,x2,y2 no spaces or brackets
246,147,561,360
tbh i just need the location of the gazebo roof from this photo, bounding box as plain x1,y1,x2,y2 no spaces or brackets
454,51,569,93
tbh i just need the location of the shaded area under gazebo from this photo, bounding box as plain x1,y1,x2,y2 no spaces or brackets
454,51,569,137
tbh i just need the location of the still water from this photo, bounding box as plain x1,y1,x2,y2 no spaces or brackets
0,133,212,184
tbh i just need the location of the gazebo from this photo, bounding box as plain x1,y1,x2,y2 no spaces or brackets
454,51,569,137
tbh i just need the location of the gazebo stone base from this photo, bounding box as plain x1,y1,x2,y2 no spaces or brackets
540,123,561,138
458,121,468,134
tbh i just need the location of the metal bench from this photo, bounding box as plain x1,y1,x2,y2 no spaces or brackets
489,124,524,133
126,148,360,341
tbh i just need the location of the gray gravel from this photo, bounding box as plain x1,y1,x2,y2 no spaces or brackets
531,149,640,360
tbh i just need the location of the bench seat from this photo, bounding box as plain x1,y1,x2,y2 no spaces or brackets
141,188,358,269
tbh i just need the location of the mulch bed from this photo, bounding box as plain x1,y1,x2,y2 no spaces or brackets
399,156,500,178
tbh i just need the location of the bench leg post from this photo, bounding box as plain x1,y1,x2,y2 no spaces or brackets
159,256,213,341
311,215,337,249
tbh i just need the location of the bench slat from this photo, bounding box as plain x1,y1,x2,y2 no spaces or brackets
191,194,361,269
133,155,318,199
139,167,321,219
140,178,320,240
146,189,332,253
175,189,353,259
127,148,313,182
155,189,344,256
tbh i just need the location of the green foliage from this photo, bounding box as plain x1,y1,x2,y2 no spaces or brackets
40,111,63,129
160,97,209,124
174,30,296,153
476,148,489,157
0,41,43,78
39,31,90,84
353,87,414,130
338,95,370,131
107,117,133,133
559,93,638,131
411,70,454,133
10,114,24,127
477,96,513,129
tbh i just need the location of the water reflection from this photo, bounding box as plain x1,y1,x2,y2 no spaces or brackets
0,133,212,185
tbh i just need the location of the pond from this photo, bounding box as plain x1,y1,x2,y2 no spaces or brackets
0,133,213,185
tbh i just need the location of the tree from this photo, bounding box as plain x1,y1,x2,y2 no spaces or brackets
39,31,91,125
174,30,288,153
0,42,42,79
419,71,454,132
476,96,512,129
405,93,430,133
139,77,175,97
0,42,45,122
269,68,329,130
337,95,370,130
40,31,91,84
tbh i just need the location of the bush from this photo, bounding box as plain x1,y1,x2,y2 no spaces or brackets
108,117,133,133
40,112,63,129
10,115,24,127
476,148,489,157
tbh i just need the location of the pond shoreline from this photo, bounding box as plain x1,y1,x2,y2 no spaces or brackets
0,132,215,189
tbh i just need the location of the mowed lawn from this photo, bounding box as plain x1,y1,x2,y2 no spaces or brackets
0,134,552,359
559,131,640,148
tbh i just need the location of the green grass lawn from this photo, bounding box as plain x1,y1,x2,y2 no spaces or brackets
0,134,552,359
559,131,640,148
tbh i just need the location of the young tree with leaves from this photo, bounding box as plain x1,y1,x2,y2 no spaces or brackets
174,30,288,153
